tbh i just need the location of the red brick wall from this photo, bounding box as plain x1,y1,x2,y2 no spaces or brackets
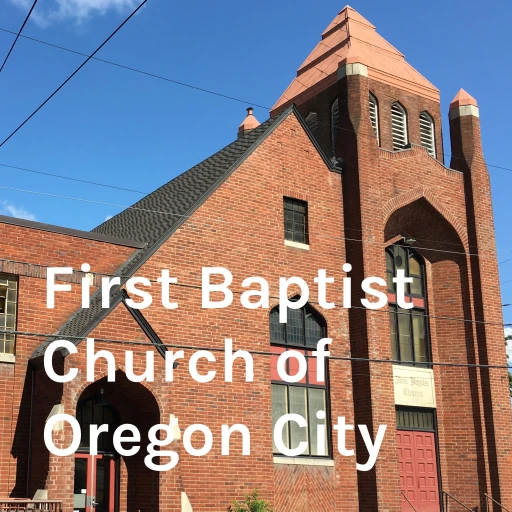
0,224,135,498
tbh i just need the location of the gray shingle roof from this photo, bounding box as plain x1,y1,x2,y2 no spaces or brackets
31,107,294,361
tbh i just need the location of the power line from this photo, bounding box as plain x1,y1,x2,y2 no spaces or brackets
0,162,148,194
0,0,38,73
0,254,510,329
0,25,269,110
2,25,512,177
3,329,511,370
1,157,512,256
499,258,512,265
2,183,512,261
0,0,149,148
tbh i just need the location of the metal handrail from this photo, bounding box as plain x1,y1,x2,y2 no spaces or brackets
442,491,474,512
400,491,419,512
485,493,511,512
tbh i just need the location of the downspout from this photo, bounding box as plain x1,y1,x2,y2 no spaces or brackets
26,365,35,498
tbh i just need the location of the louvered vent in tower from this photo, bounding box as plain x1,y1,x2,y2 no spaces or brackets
331,99,339,151
419,111,436,158
306,112,319,141
369,93,379,145
391,102,408,150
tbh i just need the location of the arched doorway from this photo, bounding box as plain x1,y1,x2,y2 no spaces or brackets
73,371,161,512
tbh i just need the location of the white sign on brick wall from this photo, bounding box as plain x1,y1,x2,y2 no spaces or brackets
393,365,436,408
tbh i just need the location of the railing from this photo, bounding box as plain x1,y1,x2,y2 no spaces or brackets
400,491,419,512
442,491,475,511
485,493,511,512
0,500,62,511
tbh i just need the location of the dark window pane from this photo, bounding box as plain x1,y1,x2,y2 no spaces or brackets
270,309,285,343
305,312,323,347
396,407,434,430
389,306,398,360
284,198,309,245
287,308,304,344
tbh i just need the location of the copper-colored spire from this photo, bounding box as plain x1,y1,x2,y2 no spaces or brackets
238,107,260,137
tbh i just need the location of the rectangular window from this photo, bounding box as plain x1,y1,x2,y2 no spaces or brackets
0,274,18,355
271,347,329,457
396,407,435,431
389,305,428,365
284,198,309,245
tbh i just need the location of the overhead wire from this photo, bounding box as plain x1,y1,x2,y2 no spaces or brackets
0,0,149,148
1,329,510,371
0,254,510,328
0,0,38,73
1,24,512,176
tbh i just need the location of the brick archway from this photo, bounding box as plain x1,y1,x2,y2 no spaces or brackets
383,186,468,248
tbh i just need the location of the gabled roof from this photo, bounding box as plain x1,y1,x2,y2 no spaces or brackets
31,105,333,362
272,6,439,113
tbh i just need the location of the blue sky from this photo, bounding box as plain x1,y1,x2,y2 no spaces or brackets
0,0,511,326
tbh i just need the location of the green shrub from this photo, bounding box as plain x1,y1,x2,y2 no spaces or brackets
227,489,274,512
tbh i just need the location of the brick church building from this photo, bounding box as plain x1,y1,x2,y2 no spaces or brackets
0,6,510,512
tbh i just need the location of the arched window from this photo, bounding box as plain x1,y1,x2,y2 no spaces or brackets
386,245,430,365
270,301,330,457
419,111,436,158
331,98,339,152
369,93,380,145
391,102,408,150
305,112,319,141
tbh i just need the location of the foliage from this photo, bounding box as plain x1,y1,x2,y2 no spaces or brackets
227,489,274,512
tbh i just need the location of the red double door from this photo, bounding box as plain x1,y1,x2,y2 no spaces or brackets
397,431,440,512
74,454,116,512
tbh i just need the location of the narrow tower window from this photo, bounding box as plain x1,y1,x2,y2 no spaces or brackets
305,112,319,141
391,102,408,150
369,93,380,145
419,111,436,158
331,99,339,152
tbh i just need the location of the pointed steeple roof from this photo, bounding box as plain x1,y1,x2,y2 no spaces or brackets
450,89,478,109
272,6,439,113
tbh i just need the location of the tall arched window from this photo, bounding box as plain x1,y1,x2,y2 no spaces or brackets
386,245,430,365
331,99,339,152
305,112,319,141
419,111,436,158
270,301,330,457
369,93,380,145
391,102,408,150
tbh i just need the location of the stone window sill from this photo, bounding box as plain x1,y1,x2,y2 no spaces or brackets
0,353,15,364
273,456,334,467
284,240,310,251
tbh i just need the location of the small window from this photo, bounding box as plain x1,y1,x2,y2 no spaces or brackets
391,102,408,150
331,99,339,151
305,112,319,141
419,111,436,158
284,197,308,245
369,93,380,145
0,274,17,355
270,302,330,457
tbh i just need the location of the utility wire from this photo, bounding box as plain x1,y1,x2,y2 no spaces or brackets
0,162,148,194
1,158,512,256
2,182,512,260
0,0,149,148
0,254,510,329
2,329,511,370
0,0,38,73
2,25,512,176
